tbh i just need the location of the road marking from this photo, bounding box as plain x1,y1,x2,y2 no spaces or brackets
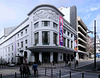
61,72,81,78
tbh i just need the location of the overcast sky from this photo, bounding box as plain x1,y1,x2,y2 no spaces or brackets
0,0,100,37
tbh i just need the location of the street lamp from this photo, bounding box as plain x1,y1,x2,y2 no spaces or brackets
87,20,96,70
94,20,96,69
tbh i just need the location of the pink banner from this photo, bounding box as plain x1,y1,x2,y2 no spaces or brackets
59,16,63,46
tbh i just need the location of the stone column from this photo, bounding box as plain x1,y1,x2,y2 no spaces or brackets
50,52,53,62
39,52,42,62
31,53,35,63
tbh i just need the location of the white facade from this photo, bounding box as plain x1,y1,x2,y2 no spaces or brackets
0,4,77,64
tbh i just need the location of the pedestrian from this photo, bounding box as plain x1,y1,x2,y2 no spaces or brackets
19,64,24,78
32,62,38,77
75,60,78,67
65,60,68,67
25,64,30,78
52,60,55,66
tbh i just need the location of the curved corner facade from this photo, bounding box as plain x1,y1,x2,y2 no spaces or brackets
0,4,77,64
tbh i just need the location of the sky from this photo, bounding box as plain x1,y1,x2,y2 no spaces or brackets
0,0,100,38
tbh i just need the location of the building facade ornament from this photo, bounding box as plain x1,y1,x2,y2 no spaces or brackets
33,9,59,22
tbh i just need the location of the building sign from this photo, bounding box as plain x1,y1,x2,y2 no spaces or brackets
74,36,78,51
59,16,63,46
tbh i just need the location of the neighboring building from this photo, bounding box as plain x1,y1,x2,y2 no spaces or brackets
87,35,93,58
59,7,88,59
77,17,87,59
0,4,77,64
91,35,100,57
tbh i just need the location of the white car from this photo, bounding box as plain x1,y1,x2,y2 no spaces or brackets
8,63,15,67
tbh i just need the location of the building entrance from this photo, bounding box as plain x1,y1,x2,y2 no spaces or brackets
34,52,39,63
63,53,66,61
53,52,58,63
42,52,50,63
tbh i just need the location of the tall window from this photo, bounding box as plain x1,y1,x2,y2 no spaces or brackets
34,22,38,29
42,31,50,45
63,37,66,47
67,39,69,48
53,33,57,45
67,32,70,36
21,31,23,36
71,41,73,48
71,34,73,38
34,32,39,45
12,45,13,51
53,23,58,29
64,29,66,34
21,41,23,48
42,21,50,27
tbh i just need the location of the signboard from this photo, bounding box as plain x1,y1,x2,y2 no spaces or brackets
74,36,78,51
59,16,63,46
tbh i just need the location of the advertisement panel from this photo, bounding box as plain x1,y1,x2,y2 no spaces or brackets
59,16,63,46
74,36,78,51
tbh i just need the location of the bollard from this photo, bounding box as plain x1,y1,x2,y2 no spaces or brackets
1,74,2,78
98,74,100,78
70,71,71,78
15,72,17,78
45,68,46,76
51,69,53,77
82,72,84,78
59,70,61,78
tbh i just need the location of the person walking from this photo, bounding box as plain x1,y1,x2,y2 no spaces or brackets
25,64,30,78
75,60,78,68
19,64,24,78
32,62,38,77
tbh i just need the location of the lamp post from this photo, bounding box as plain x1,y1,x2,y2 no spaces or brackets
87,20,96,70
94,20,96,69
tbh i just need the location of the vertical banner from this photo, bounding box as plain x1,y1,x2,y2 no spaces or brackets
59,16,63,46
74,36,78,51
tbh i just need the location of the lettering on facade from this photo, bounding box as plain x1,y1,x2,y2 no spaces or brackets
33,9,58,22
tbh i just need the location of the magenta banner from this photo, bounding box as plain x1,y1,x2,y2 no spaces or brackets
59,16,63,46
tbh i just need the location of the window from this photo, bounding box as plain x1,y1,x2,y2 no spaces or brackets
21,31,23,36
34,22,38,29
8,47,10,52
53,33,57,45
71,41,73,48
21,41,23,48
53,23,58,29
25,46,27,50
25,29,27,33
18,34,19,37
64,29,66,34
67,32,70,36
63,37,66,47
25,40,27,44
12,45,13,51
18,43,19,47
42,31,50,45
34,32,39,45
67,39,70,48
42,21,50,27
71,34,73,38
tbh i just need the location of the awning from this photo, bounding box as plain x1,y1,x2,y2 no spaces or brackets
28,46,78,54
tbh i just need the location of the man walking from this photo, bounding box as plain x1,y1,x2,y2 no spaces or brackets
32,62,38,77
19,64,24,78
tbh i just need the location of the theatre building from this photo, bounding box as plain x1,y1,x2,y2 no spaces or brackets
0,4,77,64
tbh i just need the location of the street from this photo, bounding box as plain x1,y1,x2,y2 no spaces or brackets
0,58,100,78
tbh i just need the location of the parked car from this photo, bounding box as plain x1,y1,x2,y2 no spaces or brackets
8,63,15,67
